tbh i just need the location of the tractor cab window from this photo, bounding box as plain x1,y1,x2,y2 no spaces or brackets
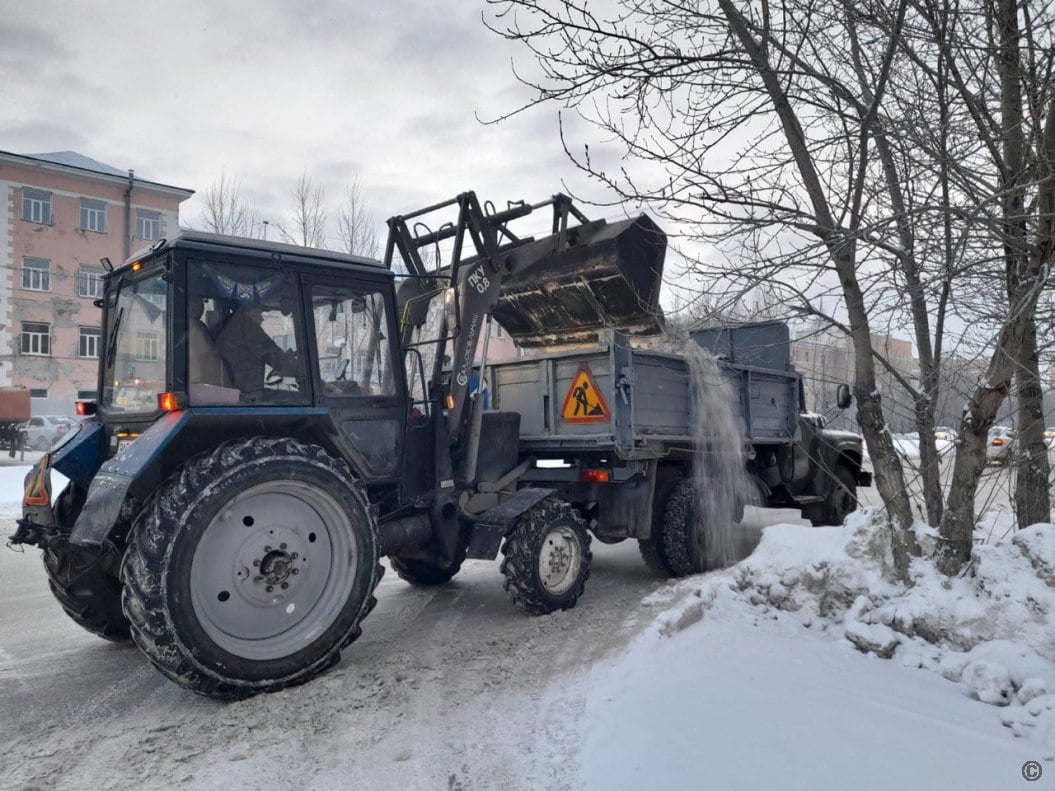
312,286,394,397
188,262,308,405
100,269,168,413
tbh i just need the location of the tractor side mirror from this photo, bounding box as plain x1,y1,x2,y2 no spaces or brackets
836,383,852,410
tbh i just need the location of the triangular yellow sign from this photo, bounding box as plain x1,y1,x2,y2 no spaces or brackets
561,366,611,424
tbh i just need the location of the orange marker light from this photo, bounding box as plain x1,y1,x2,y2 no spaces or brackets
992,437,1005,446
131,261,142,272
446,394,455,410
158,392,183,411
579,469,610,483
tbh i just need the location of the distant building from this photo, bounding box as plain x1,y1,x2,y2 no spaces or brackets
791,323,920,432
790,324,853,419
0,150,193,414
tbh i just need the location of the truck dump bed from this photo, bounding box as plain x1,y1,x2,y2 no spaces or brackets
0,388,31,423
489,323,800,459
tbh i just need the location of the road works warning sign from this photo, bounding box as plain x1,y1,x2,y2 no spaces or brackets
561,365,612,424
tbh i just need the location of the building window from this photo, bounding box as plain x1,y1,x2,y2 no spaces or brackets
21,322,51,356
22,258,51,292
78,267,105,298
79,327,101,358
80,198,108,233
136,209,161,240
22,189,52,224
77,389,98,400
29,389,48,399
135,331,160,361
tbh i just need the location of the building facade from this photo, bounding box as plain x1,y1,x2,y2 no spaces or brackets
791,323,921,433
0,151,193,414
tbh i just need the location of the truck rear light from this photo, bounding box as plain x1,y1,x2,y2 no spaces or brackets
75,400,97,417
158,392,185,412
579,469,610,483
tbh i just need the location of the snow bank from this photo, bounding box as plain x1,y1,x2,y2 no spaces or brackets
648,511,1055,758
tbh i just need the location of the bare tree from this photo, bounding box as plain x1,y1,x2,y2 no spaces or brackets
905,0,1055,568
486,0,1054,572
199,170,261,237
487,0,918,567
336,178,380,258
279,172,328,248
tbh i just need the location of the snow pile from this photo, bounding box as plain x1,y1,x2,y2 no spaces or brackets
650,511,1055,756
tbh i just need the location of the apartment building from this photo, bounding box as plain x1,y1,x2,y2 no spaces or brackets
0,150,193,414
791,323,921,432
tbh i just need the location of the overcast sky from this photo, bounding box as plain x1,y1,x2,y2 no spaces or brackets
2,0,627,249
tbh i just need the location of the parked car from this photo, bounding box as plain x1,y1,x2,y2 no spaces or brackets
1045,427,1055,449
986,425,1016,465
934,426,959,442
20,415,76,451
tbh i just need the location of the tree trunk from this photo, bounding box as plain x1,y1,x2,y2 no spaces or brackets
1014,320,1052,526
939,319,1033,573
720,0,916,570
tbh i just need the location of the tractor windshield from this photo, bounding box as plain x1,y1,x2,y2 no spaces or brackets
100,268,169,413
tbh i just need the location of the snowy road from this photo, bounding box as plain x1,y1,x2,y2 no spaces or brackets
2,457,1048,791
0,479,769,791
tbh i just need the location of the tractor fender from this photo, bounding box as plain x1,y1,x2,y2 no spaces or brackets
70,410,190,548
49,420,105,490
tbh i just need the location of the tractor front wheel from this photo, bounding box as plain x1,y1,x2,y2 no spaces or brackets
501,499,592,615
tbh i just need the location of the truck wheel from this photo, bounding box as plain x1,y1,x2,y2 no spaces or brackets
501,499,592,615
43,539,131,643
121,437,383,699
657,480,706,577
638,478,679,577
810,465,858,527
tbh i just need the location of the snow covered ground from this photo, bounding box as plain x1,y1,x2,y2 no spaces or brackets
2,460,1053,790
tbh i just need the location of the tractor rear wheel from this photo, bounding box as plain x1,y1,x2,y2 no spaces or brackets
41,483,131,643
501,499,591,615
43,538,131,643
121,437,382,699
390,551,465,586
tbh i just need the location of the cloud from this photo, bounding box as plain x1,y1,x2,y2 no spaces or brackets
0,0,625,248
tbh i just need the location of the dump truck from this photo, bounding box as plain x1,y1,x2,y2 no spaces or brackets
10,191,868,699
0,387,31,454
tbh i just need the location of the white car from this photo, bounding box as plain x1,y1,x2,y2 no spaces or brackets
986,425,1015,465
20,415,76,451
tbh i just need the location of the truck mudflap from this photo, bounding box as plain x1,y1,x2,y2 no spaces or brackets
465,487,554,560
70,410,190,548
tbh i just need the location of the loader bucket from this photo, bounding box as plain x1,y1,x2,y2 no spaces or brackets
491,214,666,347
